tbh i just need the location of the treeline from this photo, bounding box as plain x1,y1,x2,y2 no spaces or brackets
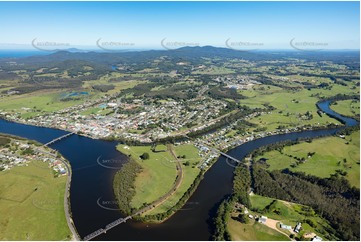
207,86,245,100
113,160,143,214
106,136,151,145
318,94,359,103
252,167,360,241
336,125,360,136
256,75,303,91
249,139,301,157
0,71,19,80
7,75,83,94
145,85,197,100
212,164,251,241
212,197,233,241
120,81,199,101
233,164,251,207
155,135,189,144
92,84,115,92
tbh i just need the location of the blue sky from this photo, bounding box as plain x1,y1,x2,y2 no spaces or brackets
0,1,359,50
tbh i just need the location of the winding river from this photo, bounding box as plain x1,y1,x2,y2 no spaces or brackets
0,100,358,240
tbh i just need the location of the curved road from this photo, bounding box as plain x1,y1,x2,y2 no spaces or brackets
62,156,81,240
135,144,184,215
37,146,80,240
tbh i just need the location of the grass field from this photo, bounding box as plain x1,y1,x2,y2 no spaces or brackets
248,194,337,240
239,83,358,131
0,160,71,240
330,99,360,117
228,218,290,241
0,90,89,118
255,131,360,187
116,143,201,215
145,144,201,215
117,144,176,209
0,76,143,118
83,77,144,95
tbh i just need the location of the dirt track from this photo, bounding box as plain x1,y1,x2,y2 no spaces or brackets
264,218,294,239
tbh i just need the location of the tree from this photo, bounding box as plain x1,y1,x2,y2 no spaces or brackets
140,152,150,160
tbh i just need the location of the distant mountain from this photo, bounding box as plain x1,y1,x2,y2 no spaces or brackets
1,46,359,69
53,48,90,53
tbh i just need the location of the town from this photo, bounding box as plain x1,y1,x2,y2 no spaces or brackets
0,135,68,176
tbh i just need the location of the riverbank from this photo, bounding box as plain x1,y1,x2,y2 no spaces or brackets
219,128,360,241
256,130,360,187
113,143,203,223
111,100,356,225
0,99,358,241
329,99,360,120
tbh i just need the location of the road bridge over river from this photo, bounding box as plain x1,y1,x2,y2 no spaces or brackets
43,132,76,146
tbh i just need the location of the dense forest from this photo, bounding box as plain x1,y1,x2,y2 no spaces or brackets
252,165,360,241
212,164,251,241
212,198,233,241
113,160,143,214
212,129,360,241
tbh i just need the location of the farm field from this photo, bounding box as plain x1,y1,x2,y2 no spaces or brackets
255,131,360,187
330,99,360,118
0,77,144,119
0,90,90,118
239,83,358,131
227,218,290,241
0,160,70,240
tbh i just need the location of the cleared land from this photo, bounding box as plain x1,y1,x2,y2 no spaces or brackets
0,160,71,240
255,131,360,187
330,99,360,118
0,77,142,119
249,195,336,240
116,143,201,215
145,144,201,215
0,90,88,118
228,194,337,241
239,83,357,131
228,218,290,241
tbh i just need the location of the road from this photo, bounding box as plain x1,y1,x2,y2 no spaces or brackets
138,144,184,214
36,148,80,240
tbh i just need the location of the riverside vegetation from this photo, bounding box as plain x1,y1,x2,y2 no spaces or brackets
212,127,359,241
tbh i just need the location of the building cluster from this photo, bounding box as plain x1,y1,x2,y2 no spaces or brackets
234,202,323,241
0,139,67,176
215,75,261,90
1,92,228,142
193,142,219,170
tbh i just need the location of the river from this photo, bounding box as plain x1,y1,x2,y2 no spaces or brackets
0,100,358,240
